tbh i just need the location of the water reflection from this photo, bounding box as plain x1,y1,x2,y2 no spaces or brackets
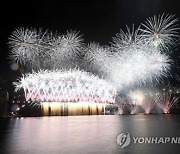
0,115,180,154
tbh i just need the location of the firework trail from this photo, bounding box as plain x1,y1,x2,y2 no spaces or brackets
115,96,127,114
140,92,156,114
126,100,139,115
155,85,179,113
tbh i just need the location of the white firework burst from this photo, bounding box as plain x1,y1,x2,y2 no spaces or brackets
111,25,143,53
84,44,171,91
107,18,175,91
109,46,171,91
8,28,45,66
13,69,116,103
139,13,179,51
87,35,171,91
83,42,112,76
8,28,83,70
60,30,83,56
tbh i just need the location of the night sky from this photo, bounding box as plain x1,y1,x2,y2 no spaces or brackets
1,0,180,94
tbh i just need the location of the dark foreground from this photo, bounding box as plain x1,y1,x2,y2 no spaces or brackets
0,114,180,154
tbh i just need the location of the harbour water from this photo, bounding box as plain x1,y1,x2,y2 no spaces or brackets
0,114,180,154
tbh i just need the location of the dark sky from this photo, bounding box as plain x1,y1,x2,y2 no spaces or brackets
0,0,180,93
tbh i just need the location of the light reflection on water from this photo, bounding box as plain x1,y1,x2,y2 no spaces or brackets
0,114,180,154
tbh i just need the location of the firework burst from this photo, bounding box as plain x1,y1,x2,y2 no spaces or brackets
13,69,116,104
83,42,113,76
9,28,83,71
139,13,180,51
111,25,143,53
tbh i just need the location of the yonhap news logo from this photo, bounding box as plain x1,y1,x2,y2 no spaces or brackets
117,132,180,149
116,132,131,148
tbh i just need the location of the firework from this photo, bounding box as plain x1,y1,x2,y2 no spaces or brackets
10,14,180,101
8,28,43,68
13,69,116,104
83,42,112,76
107,47,171,91
111,25,143,53
139,13,179,51
116,97,126,115
110,22,174,90
126,100,138,115
124,91,142,114
85,22,173,91
155,86,179,113
141,92,155,114
8,28,83,71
